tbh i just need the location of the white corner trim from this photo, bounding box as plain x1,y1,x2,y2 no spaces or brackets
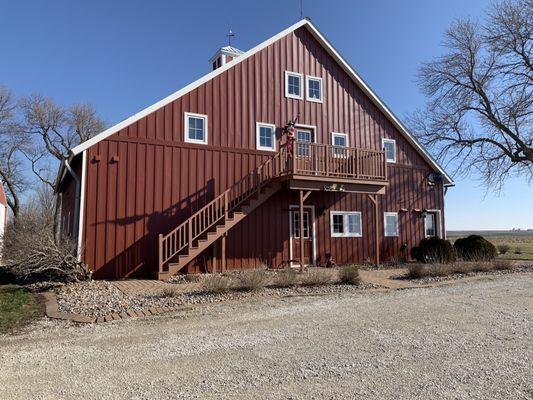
384,212,399,237
70,18,453,186
285,71,304,100
306,75,323,103
382,138,397,163
184,112,208,145
255,122,277,151
76,150,87,261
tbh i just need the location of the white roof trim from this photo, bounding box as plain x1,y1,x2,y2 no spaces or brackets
71,18,453,185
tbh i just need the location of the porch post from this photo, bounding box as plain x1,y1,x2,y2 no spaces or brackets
212,241,217,273
368,194,380,267
299,189,305,272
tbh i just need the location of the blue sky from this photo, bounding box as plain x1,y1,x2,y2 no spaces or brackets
0,0,531,230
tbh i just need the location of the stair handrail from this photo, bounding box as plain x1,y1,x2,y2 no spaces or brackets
158,147,289,272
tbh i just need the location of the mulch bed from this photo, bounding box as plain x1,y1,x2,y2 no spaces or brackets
54,280,379,318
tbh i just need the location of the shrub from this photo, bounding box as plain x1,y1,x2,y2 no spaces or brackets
454,235,497,261
157,286,181,298
235,269,269,291
411,237,456,263
407,263,452,278
300,269,335,287
514,246,522,254
492,259,513,270
273,268,299,288
497,244,510,255
201,274,234,294
338,266,361,285
2,214,89,282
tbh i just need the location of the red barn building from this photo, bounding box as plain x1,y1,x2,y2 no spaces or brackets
57,19,453,279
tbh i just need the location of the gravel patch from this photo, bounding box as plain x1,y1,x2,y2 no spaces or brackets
55,279,379,318
1,273,531,399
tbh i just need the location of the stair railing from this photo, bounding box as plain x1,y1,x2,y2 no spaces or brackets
158,146,290,273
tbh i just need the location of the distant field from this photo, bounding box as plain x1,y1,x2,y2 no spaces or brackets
447,231,533,261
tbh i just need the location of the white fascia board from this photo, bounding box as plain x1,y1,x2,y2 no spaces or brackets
71,18,453,186
303,21,453,185
71,19,309,156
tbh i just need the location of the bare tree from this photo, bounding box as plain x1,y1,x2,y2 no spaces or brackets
0,85,27,219
20,95,105,235
409,0,532,189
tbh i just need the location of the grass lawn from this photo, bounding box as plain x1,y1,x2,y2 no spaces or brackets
0,285,43,334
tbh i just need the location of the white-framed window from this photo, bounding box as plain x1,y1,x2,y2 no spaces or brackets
331,132,348,157
330,211,362,237
256,122,276,151
285,71,303,99
184,112,208,144
306,76,323,102
424,210,442,238
384,212,399,237
382,138,396,163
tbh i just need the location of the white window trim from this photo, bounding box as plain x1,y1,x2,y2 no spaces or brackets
306,75,323,103
331,132,349,158
184,112,208,145
330,211,362,238
285,71,303,100
382,138,396,163
256,122,277,152
424,209,442,238
384,212,399,237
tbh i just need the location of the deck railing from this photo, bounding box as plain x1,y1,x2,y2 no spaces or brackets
284,141,387,181
159,141,387,273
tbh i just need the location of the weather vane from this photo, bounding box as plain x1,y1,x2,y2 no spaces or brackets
226,30,235,46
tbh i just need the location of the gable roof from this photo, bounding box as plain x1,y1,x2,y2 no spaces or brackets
70,18,453,186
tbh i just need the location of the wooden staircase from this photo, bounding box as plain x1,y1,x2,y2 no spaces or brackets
157,151,288,279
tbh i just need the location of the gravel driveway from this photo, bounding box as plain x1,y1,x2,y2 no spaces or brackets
1,273,532,399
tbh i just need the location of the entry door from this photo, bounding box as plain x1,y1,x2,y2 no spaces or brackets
290,208,313,266
295,129,314,173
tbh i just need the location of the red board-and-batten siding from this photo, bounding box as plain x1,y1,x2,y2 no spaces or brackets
79,26,444,278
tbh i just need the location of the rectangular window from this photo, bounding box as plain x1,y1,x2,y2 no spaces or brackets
306,76,323,102
256,122,276,151
285,71,303,99
424,211,441,238
184,112,208,144
331,132,348,157
293,211,310,239
382,138,396,163
384,212,399,237
331,211,362,237
296,129,312,156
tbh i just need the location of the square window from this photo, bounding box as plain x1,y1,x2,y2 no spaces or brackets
382,138,396,163
331,212,362,237
285,71,303,99
384,212,399,237
256,123,276,151
184,113,208,144
332,133,348,157
306,76,323,102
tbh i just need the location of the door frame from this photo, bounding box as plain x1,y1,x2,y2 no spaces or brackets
288,205,317,267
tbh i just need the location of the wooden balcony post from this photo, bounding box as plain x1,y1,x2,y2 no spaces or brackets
188,219,193,248
325,145,329,176
367,194,380,267
221,233,227,272
299,189,305,272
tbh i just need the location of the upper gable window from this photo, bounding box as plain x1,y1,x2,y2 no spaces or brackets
382,138,396,163
306,76,323,103
285,71,303,99
256,122,276,151
184,112,208,145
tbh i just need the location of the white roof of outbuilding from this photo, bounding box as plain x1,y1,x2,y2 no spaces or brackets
70,19,453,186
